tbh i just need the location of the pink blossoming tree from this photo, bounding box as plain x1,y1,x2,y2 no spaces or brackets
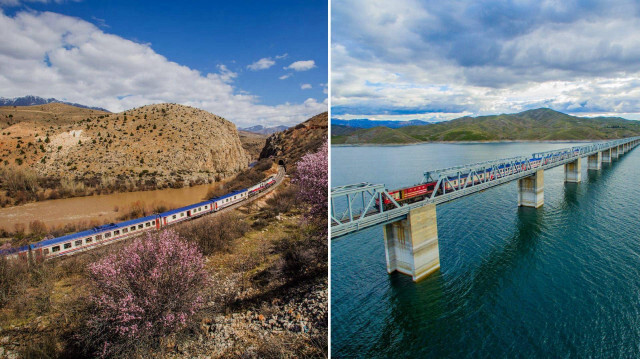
293,141,328,220
84,230,208,357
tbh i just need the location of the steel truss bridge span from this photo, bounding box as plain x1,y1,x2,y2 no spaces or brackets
331,137,640,239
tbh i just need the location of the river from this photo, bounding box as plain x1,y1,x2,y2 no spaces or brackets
331,142,640,358
0,183,217,233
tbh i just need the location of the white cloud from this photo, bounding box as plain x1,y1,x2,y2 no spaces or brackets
332,0,640,120
279,73,292,80
0,10,326,127
301,83,312,90
247,57,275,71
0,0,76,6
275,53,288,59
284,60,316,71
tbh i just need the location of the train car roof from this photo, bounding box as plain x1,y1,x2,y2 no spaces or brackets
160,200,213,217
32,214,159,249
211,188,247,202
0,245,29,254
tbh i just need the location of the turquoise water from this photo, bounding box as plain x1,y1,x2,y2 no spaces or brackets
331,142,640,358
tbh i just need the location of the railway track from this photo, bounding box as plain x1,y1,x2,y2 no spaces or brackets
7,166,286,260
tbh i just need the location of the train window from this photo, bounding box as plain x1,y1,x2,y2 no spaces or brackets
234,195,236,199
43,248,49,255
145,222,150,227
86,237,92,244
64,243,72,249
52,246,60,252
96,234,102,240
130,226,136,231
122,228,128,233
181,213,184,217
114,230,120,235
152,220,155,225
205,205,208,209
172,215,177,219
138,224,143,229
75,240,82,247
105,232,111,238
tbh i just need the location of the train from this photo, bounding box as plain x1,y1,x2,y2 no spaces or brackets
1,174,278,260
377,147,583,209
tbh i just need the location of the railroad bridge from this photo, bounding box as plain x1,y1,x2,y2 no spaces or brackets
331,137,640,281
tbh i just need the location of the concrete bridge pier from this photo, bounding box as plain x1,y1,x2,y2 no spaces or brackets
383,204,439,282
564,158,581,183
611,146,618,160
620,144,625,155
602,149,611,163
518,169,544,208
587,152,602,170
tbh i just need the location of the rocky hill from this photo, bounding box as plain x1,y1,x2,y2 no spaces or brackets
259,112,327,170
0,103,249,189
238,130,268,162
332,108,640,144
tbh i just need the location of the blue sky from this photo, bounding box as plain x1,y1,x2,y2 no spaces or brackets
332,0,640,122
0,0,327,127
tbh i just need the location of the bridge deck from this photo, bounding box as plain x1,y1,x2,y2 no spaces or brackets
331,137,640,239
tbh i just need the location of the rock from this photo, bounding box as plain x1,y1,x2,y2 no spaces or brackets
1,336,9,344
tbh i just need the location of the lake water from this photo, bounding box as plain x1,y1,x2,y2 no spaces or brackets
331,142,640,358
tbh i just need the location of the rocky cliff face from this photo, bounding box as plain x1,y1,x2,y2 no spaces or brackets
0,103,249,187
259,112,327,171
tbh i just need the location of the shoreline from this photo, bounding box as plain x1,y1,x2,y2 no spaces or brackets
331,139,603,147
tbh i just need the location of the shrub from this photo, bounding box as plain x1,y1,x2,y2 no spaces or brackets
29,220,47,236
265,184,299,216
0,255,28,308
177,212,248,255
293,142,328,219
83,230,208,358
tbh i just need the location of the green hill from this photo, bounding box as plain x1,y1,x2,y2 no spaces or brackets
332,108,640,144
332,126,419,145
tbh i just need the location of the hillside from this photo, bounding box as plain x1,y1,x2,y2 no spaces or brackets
238,130,268,161
259,112,328,170
0,103,249,193
331,108,640,144
332,126,419,144
0,103,107,128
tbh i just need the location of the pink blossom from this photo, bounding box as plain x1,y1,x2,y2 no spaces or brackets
85,229,209,357
293,142,328,219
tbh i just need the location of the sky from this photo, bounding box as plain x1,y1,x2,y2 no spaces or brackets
332,0,640,122
0,0,327,127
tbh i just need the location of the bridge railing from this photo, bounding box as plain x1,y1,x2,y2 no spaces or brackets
331,183,401,226
331,136,640,238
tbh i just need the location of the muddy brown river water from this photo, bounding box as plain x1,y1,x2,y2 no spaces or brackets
0,183,217,232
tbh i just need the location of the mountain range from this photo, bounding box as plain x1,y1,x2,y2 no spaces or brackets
332,108,640,144
331,118,432,129
240,124,289,135
0,95,110,112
